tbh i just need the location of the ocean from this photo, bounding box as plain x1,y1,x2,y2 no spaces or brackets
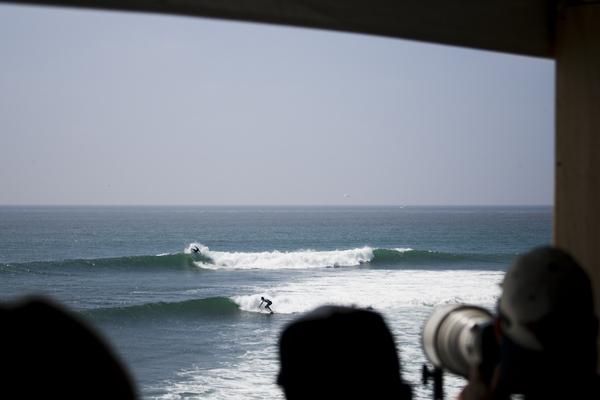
0,205,551,399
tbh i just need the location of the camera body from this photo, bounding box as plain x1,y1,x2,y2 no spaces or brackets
422,304,499,382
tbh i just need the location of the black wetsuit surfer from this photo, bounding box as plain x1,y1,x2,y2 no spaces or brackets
259,297,273,314
192,246,200,254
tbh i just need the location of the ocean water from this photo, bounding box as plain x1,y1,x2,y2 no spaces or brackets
0,205,551,399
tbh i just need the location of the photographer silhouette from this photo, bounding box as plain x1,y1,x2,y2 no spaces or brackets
277,305,413,400
1,297,137,399
460,246,600,400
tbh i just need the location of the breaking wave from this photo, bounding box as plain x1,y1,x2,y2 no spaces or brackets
191,243,374,270
1,243,511,273
82,268,503,321
190,243,508,270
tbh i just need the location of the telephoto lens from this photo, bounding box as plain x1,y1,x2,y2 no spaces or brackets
422,304,494,377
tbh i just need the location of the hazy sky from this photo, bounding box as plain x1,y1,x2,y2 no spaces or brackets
0,4,554,206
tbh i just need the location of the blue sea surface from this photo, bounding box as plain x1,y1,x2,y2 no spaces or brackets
0,205,552,399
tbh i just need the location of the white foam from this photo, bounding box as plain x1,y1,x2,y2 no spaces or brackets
189,243,374,270
232,269,503,314
155,347,283,400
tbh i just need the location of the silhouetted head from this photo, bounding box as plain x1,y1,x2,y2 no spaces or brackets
277,305,412,400
261,297,265,301
495,246,598,395
0,297,137,399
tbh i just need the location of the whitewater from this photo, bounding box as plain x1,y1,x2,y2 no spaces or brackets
0,205,552,400
185,242,378,269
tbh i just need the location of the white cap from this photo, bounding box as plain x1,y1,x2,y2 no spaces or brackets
498,247,593,351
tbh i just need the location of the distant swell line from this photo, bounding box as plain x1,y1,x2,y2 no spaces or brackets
1,253,208,272
371,249,510,266
82,297,240,320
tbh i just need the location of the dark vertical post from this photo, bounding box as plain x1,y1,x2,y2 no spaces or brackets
555,1,600,369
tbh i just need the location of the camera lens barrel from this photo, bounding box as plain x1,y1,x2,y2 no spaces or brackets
422,304,493,377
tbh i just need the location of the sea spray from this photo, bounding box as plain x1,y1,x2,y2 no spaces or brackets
232,269,502,314
192,244,375,270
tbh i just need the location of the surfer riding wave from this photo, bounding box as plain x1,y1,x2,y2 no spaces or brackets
259,297,273,314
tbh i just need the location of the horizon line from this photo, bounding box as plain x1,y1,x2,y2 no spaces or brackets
0,203,554,207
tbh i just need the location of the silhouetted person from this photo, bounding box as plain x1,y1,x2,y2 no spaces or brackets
0,296,137,399
259,296,273,313
460,246,600,400
192,245,200,253
277,305,412,400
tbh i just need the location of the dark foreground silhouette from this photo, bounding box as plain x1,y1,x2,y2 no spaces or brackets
1,297,137,399
460,246,600,400
278,305,412,400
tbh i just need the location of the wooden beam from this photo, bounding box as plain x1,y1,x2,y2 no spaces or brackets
2,0,554,58
555,2,600,364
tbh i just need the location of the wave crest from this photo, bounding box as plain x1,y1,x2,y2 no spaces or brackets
194,244,374,270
